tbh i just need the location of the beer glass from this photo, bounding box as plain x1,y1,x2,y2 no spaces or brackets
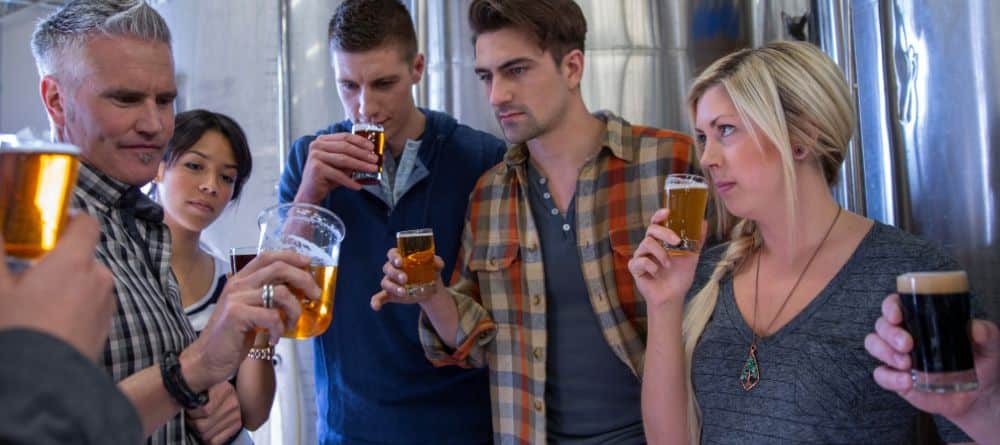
396,228,437,296
351,122,385,185
663,173,709,255
0,139,80,271
229,246,257,274
897,271,978,392
258,203,345,339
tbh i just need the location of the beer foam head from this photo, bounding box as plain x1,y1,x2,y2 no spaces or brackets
665,181,709,191
397,228,433,239
0,137,79,156
897,271,968,295
352,122,384,133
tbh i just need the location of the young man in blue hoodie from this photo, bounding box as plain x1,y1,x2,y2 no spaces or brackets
278,1,505,443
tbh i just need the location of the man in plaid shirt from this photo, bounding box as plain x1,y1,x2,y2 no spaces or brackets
374,0,697,442
32,1,319,443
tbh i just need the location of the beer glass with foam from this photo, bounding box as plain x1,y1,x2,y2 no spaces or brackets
258,203,345,339
0,137,80,271
897,271,978,392
396,228,436,296
351,122,385,185
663,173,709,255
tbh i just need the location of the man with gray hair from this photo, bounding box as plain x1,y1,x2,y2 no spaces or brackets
31,1,317,444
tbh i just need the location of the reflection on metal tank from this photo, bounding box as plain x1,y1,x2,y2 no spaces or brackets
850,0,999,318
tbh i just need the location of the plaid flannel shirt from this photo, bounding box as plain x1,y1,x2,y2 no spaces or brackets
418,112,696,444
73,163,197,444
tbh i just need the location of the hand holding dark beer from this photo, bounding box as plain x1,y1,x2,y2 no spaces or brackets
294,132,379,201
179,251,319,392
865,294,999,424
0,213,114,363
372,247,447,310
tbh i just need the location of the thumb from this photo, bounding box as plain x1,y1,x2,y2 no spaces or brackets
971,319,1000,357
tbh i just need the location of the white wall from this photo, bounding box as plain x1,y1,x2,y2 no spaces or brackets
0,5,54,136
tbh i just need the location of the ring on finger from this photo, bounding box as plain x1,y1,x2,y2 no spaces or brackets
261,284,275,308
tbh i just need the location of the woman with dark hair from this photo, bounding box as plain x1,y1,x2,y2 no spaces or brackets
151,109,269,445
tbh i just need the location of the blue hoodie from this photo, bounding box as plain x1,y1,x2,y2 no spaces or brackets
280,109,506,444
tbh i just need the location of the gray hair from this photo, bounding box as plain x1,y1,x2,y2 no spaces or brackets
31,0,171,78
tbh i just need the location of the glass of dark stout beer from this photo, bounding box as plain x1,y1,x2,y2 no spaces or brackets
351,122,385,186
897,270,978,392
229,246,257,274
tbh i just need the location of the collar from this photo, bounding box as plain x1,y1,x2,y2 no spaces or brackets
502,110,635,170
75,163,163,222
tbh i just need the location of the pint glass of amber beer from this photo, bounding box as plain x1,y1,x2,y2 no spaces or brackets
351,122,385,185
0,138,80,270
396,228,436,296
897,271,978,392
663,173,708,255
258,203,345,339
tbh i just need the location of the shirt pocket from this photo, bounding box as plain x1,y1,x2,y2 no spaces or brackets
609,225,648,317
466,240,522,319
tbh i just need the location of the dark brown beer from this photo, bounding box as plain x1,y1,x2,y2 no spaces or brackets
351,123,385,186
397,229,436,288
284,264,337,339
897,271,978,392
0,147,79,259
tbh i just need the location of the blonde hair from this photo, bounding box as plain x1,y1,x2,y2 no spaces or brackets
680,41,855,444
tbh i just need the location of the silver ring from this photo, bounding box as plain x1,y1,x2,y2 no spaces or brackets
261,284,275,308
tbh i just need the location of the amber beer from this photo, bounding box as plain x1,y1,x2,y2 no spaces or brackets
897,271,978,392
258,203,345,339
351,122,385,185
397,228,436,293
664,174,709,255
0,142,80,261
283,264,338,339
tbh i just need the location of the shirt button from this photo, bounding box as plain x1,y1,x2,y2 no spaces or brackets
543,192,551,199
595,293,605,302
272,353,282,367
533,347,544,360
534,399,544,412
532,294,541,306
539,177,547,185
562,223,571,231
550,208,558,216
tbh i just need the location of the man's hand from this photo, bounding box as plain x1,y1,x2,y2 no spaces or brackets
186,382,243,445
179,251,319,392
0,213,115,362
294,132,379,203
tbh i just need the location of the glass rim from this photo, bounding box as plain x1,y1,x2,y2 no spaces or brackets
0,137,79,155
665,173,706,182
257,202,346,242
397,228,434,238
229,246,258,255
351,122,384,132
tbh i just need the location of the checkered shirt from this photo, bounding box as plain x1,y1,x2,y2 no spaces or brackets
418,111,697,444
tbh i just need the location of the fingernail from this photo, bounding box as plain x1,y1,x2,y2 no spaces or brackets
397,273,405,282
393,259,401,267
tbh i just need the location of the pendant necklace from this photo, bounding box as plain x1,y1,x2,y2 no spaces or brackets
740,207,842,391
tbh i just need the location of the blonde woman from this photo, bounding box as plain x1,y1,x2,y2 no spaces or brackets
629,41,977,444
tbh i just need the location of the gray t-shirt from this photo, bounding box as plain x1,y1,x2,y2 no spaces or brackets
687,222,972,444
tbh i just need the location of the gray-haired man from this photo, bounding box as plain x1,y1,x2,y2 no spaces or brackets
31,1,316,443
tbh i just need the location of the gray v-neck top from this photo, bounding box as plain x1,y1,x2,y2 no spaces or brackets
687,222,972,444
